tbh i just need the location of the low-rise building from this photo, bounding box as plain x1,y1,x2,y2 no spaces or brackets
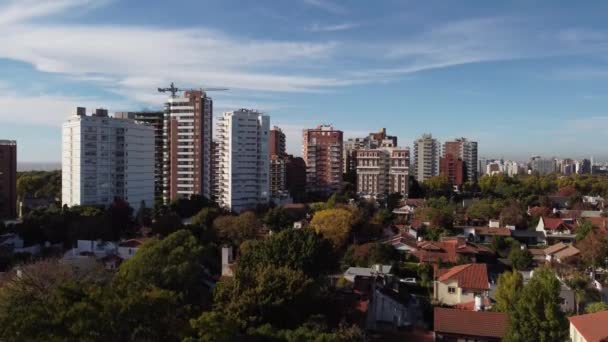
463,226,511,243
544,242,580,263
568,310,608,342
434,263,490,306
536,216,577,244
434,307,507,342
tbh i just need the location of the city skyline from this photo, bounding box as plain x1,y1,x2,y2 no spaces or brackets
3,0,608,162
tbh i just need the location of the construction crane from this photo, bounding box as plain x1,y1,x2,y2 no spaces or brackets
157,82,228,97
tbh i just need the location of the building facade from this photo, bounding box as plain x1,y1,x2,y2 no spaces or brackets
440,154,464,186
115,111,164,204
530,156,555,175
356,148,409,197
343,128,397,175
443,138,478,183
216,109,270,212
0,140,17,219
62,107,154,208
162,90,213,204
270,155,287,198
413,133,440,182
269,126,286,157
303,125,343,194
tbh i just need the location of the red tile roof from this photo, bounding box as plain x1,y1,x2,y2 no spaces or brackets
474,227,511,237
542,217,575,231
568,311,608,342
437,264,489,290
434,307,507,339
413,238,493,264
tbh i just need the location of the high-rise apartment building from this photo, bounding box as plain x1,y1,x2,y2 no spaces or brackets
0,140,17,219
286,155,306,202
268,126,289,199
343,128,397,175
440,154,464,186
162,90,213,204
62,107,154,208
303,125,343,194
270,155,287,198
216,109,270,212
413,134,440,182
115,111,164,204
443,138,478,182
356,147,409,197
269,126,286,157
530,156,555,175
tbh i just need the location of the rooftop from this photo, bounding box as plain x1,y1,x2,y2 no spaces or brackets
434,307,507,339
568,310,608,342
437,263,489,290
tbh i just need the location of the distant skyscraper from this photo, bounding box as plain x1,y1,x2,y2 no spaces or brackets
269,126,286,157
62,107,154,208
413,133,440,182
303,125,343,194
115,111,164,204
162,90,213,204
443,138,478,182
0,140,17,219
216,109,270,212
530,156,555,175
580,159,592,174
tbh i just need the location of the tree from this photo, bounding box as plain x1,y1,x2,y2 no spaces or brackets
237,228,336,278
494,270,523,313
310,208,353,249
505,268,568,342
342,242,396,269
585,301,608,313
152,210,183,236
508,246,533,270
466,199,500,223
115,230,211,308
575,220,594,241
213,212,261,247
578,230,608,267
500,201,526,228
212,265,316,330
263,207,293,232
423,175,451,196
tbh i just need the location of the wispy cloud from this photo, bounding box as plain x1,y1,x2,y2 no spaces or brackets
307,22,359,32
303,0,346,14
0,0,108,25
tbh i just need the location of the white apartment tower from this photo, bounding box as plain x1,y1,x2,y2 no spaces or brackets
62,107,154,208
162,90,213,203
216,109,270,212
413,133,440,182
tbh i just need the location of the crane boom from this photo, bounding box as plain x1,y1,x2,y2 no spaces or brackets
157,82,228,97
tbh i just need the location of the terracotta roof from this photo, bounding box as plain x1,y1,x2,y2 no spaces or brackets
544,242,569,256
453,297,492,311
568,311,608,342
437,264,489,290
553,245,580,260
474,227,511,237
413,237,493,264
542,217,575,231
434,308,508,338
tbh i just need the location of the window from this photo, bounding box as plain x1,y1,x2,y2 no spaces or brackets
448,287,456,294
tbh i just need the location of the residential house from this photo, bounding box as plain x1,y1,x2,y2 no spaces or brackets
413,237,494,264
434,307,508,342
380,234,418,253
344,265,392,282
367,277,418,331
434,263,490,306
568,310,608,342
463,226,511,243
536,216,577,244
544,242,580,263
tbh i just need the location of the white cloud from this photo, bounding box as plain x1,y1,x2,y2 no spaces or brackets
0,93,130,126
308,22,359,32
0,0,105,25
302,0,346,14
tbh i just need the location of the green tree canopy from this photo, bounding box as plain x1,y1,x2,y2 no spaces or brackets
213,212,261,247
494,270,523,313
505,268,568,342
310,208,353,249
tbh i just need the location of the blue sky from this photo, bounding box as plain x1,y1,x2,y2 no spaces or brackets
1,0,608,162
